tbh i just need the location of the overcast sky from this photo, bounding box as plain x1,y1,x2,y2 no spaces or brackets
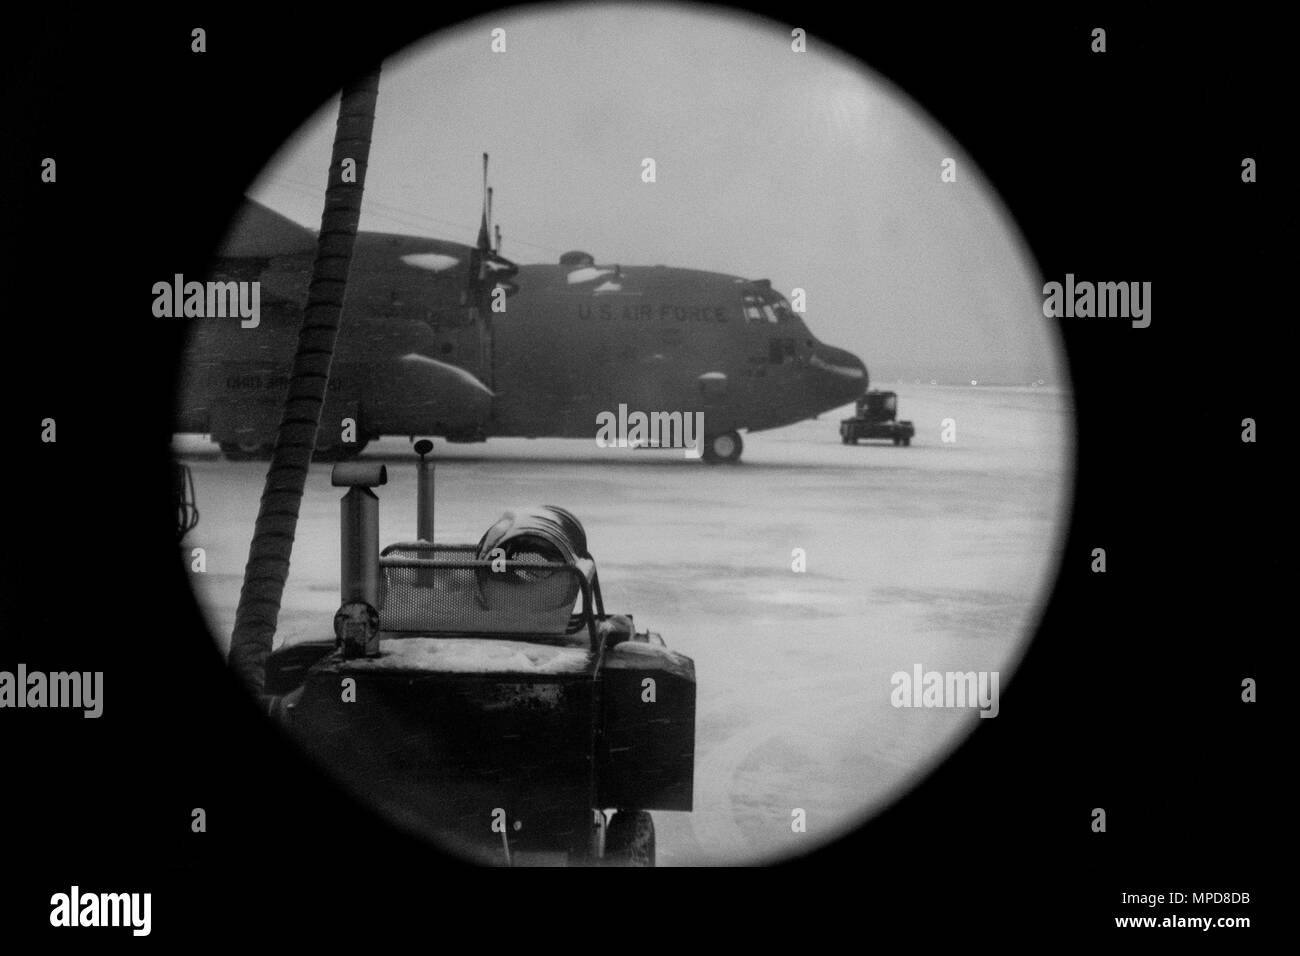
250,3,1064,385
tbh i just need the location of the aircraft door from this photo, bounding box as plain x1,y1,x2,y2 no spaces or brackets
768,336,796,364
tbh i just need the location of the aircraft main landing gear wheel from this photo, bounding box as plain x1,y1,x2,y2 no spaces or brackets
219,440,273,462
702,430,743,464
219,439,371,462
602,810,655,866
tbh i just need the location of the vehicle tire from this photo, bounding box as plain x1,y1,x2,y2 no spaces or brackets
603,810,655,867
902,437,911,447
219,440,273,461
702,430,743,464
892,437,900,446
312,439,369,463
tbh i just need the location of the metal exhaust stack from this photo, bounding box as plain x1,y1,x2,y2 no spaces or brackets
332,462,387,657
415,439,434,542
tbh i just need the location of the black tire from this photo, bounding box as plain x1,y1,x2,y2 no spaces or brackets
312,438,369,462
220,438,370,462
701,430,743,464
902,437,911,447
603,810,655,866
892,436,900,446
219,440,273,461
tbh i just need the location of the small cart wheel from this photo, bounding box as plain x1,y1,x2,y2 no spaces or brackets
603,810,655,866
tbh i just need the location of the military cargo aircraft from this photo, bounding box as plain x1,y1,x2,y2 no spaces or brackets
175,161,868,464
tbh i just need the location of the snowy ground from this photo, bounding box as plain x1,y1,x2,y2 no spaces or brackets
177,383,1072,865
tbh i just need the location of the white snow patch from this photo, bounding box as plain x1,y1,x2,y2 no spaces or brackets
401,253,461,272
344,636,592,674
398,353,495,397
566,266,615,284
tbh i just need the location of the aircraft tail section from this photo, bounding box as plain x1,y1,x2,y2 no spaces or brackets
217,198,318,258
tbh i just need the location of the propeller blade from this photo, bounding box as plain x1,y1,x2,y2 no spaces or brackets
476,153,491,253
470,153,514,293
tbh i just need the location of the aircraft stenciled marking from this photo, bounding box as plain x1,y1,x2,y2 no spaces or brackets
576,304,727,322
225,374,349,392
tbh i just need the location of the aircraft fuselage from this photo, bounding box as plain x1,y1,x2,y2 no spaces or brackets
175,216,868,457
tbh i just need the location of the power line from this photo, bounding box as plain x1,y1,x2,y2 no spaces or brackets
261,173,566,258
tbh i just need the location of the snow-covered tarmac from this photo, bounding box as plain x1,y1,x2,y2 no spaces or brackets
177,383,1072,865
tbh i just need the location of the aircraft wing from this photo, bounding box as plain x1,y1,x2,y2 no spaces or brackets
217,198,480,264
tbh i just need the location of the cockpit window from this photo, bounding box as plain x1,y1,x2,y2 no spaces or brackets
743,293,784,324
769,297,794,322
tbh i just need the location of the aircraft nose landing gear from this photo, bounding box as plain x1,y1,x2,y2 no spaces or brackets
701,430,743,464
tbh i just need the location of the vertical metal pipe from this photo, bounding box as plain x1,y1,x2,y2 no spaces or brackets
415,440,435,542
340,487,380,607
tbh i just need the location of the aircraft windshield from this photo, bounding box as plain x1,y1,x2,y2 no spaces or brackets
768,295,794,322
743,292,791,324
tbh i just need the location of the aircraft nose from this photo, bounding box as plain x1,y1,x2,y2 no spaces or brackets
809,343,869,406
